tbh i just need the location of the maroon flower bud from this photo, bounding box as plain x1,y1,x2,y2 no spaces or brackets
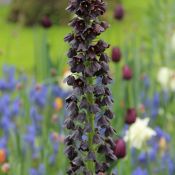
111,47,121,62
125,108,137,125
114,138,126,159
41,16,52,29
122,65,132,80
114,4,124,21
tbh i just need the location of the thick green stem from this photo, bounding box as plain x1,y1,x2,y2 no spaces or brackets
86,77,95,174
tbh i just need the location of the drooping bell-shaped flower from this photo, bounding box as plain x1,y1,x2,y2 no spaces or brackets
64,0,116,174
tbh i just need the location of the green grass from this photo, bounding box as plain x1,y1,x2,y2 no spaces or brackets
0,1,151,72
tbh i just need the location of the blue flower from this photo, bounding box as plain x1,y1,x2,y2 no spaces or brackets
30,85,48,107
1,116,16,135
51,84,69,98
23,125,42,159
150,92,160,119
167,158,175,175
0,94,10,114
138,152,147,164
11,98,21,117
155,127,171,142
161,153,175,175
148,144,158,161
29,164,45,175
23,125,36,146
0,137,7,149
132,167,148,175
0,65,16,91
143,75,150,89
144,97,151,109
30,107,43,122
49,132,60,165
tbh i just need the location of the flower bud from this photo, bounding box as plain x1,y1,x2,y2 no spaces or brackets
0,149,6,164
114,4,124,21
41,16,52,29
54,97,63,111
16,83,23,91
1,163,10,173
50,68,57,77
111,47,121,62
114,138,126,159
122,65,132,80
125,108,137,125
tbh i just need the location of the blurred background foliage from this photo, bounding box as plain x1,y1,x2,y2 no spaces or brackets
0,0,151,74
8,0,69,25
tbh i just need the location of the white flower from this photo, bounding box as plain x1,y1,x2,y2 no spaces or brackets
169,73,175,91
59,70,72,91
157,67,172,88
124,118,156,149
157,67,175,91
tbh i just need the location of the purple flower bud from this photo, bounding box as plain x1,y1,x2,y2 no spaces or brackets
111,47,121,62
114,4,124,21
122,65,133,80
41,16,52,29
114,138,126,159
125,108,137,125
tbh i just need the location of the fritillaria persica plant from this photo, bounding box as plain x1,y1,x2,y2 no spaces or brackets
64,0,116,174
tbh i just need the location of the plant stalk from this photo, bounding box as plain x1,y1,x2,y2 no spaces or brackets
87,77,95,174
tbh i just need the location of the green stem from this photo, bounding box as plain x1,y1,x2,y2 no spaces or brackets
86,77,95,174
127,81,133,108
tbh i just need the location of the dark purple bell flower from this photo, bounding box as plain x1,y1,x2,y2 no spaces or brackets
41,16,52,29
111,47,121,62
65,0,116,173
114,138,126,159
125,108,137,125
114,4,124,21
122,65,133,80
